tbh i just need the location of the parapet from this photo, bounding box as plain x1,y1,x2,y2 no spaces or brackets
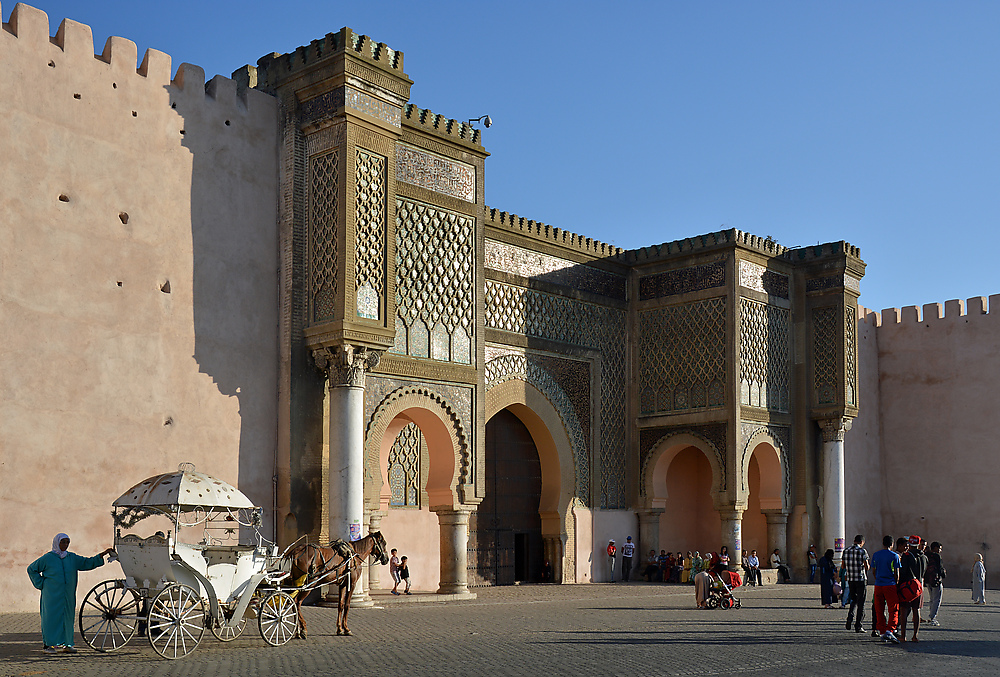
403,104,483,149
859,295,1000,327
624,228,792,263
783,240,862,262
1,2,273,114
485,206,625,261
255,26,406,92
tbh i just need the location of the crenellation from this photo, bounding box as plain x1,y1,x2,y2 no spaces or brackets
52,18,92,61
99,35,137,73
944,299,964,319
402,103,481,147
138,48,171,83
873,296,998,326
784,240,862,261
968,296,988,315
4,2,48,42
484,206,625,260
923,302,943,321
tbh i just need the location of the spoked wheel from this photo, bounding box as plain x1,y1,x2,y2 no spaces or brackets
258,592,298,646
148,584,206,659
79,580,140,652
211,606,247,642
706,595,719,609
721,597,733,609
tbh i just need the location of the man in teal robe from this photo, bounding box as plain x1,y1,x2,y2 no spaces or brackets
27,533,114,653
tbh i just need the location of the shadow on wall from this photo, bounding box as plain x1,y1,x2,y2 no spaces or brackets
172,68,279,534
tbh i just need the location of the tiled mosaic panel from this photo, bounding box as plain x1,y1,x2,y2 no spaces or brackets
738,260,789,299
638,261,725,301
365,376,474,484
346,87,401,128
739,299,790,412
812,306,838,405
484,239,626,301
392,199,475,364
355,149,386,320
310,150,339,323
485,353,591,504
739,423,791,505
807,274,859,294
388,422,421,506
299,89,345,125
396,143,475,202
638,423,728,495
845,306,857,406
484,281,627,508
638,298,727,415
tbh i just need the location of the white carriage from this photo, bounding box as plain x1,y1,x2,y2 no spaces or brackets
78,463,298,659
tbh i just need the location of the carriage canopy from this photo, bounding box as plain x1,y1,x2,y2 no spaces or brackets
112,463,255,510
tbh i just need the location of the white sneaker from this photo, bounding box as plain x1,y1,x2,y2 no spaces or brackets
929,619,940,626
882,632,899,644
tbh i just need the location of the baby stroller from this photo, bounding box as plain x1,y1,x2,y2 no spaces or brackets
705,570,742,609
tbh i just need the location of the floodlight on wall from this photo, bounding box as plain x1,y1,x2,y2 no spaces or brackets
468,115,492,128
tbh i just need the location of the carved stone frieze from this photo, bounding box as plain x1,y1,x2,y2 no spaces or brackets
738,260,789,299
639,261,725,301
313,345,383,388
396,143,475,202
484,239,626,300
818,417,851,442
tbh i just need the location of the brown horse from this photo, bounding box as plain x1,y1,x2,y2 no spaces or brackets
283,531,389,637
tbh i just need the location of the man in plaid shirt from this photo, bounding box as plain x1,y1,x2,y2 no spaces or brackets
843,534,870,633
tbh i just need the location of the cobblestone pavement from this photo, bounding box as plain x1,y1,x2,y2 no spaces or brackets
2,584,997,676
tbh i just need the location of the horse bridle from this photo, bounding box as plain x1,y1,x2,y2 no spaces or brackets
370,535,389,565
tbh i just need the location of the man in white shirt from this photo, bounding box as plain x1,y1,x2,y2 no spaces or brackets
621,536,635,582
770,549,790,582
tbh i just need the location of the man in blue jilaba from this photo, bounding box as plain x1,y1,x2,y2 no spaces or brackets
27,533,116,654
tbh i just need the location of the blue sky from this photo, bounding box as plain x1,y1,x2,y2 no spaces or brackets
15,1,1000,313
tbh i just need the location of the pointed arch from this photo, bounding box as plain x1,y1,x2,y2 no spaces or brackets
642,432,725,510
740,426,790,511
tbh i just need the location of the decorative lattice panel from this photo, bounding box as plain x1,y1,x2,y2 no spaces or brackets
845,306,857,406
392,199,475,363
310,151,339,323
388,422,421,507
812,306,838,405
638,298,727,414
739,299,790,412
355,149,386,320
639,261,725,300
485,281,627,508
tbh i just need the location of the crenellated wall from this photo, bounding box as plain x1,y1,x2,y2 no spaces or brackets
0,3,279,612
847,295,1000,586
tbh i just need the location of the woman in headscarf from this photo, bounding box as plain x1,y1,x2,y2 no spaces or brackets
681,551,693,583
818,548,836,608
694,570,712,608
972,554,987,604
26,533,115,654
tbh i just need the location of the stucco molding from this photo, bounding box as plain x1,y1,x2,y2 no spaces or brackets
313,345,382,388
739,423,791,510
640,431,726,508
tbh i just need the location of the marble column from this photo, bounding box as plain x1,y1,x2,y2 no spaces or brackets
819,418,850,563
763,510,789,566
636,508,664,573
436,509,472,594
719,508,745,574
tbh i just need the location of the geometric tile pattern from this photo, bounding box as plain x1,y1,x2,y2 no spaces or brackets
738,260,789,299
639,261,725,301
396,143,475,202
310,150,338,323
739,299,790,412
486,353,590,504
484,239,627,300
388,422,421,507
638,298,727,414
812,306,838,405
346,86,401,128
392,199,475,363
845,305,857,406
355,149,386,320
485,281,628,508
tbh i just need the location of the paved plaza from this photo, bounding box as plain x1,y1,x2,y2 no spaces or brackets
2,583,997,677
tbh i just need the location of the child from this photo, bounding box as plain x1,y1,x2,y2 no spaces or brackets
389,548,401,595
399,556,411,595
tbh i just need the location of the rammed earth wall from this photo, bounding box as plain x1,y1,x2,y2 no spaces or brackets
0,4,279,611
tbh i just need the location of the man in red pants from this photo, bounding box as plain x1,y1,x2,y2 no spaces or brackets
870,535,902,643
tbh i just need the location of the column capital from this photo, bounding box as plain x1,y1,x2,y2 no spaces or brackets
432,507,474,525
636,508,665,521
763,510,790,525
818,417,852,442
313,344,383,388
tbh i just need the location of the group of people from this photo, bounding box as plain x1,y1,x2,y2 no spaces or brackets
388,548,411,595
639,546,733,584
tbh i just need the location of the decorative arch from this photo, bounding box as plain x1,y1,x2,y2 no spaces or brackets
485,377,579,583
740,425,790,510
485,353,590,503
642,432,726,509
364,385,470,510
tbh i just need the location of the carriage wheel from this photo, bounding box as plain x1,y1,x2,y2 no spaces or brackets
706,596,719,609
148,584,206,659
79,580,140,652
210,607,247,642
258,592,298,646
721,597,733,610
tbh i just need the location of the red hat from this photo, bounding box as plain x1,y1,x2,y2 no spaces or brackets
908,535,921,546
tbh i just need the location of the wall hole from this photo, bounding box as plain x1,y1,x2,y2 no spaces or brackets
160,280,171,293
48,60,55,68
112,82,117,89
225,120,231,126
163,417,173,426
58,194,70,202
171,102,177,109
116,281,123,287
73,93,81,99
132,111,137,117
179,130,185,136
119,212,129,224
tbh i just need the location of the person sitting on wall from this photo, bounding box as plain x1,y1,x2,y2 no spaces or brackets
657,550,669,581
771,549,791,582
644,550,660,582
671,554,684,583
716,546,731,573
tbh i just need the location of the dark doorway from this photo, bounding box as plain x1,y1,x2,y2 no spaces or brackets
468,408,543,586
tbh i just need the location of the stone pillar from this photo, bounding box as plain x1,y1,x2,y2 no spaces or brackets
636,509,664,573
819,418,850,562
719,509,744,574
367,510,387,591
436,509,472,594
764,510,789,567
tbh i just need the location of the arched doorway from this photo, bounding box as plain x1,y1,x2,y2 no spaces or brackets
742,439,785,560
469,408,544,585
